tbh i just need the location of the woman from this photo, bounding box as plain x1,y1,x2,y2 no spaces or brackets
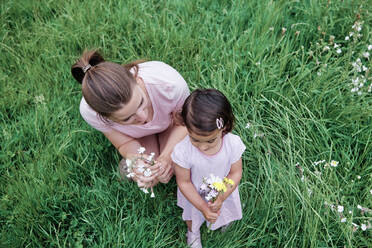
71,50,190,187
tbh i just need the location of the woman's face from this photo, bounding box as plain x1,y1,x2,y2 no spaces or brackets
110,84,151,125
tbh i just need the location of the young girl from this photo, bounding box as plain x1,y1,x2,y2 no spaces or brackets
172,89,245,248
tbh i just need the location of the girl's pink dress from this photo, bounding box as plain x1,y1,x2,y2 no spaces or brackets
171,133,246,232
79,61,190,137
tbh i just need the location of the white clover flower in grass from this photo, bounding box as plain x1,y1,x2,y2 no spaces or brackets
245,122,251,129
357,205,362,210
269,27,274,31
253,133,264,138
368,45,372,51
323,46,330,52
330,160,339,167
361,224,367,231
336,49,342,54
345,36,350,41
370,189,372,195
314,160,325,165
349,210,352,214
357,175,361,179
35,95,45,104
362,52,370,58
341,218,347,223
307,189,312,196
337,205,344,213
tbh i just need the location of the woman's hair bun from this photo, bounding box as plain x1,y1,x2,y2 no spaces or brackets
71,50,105,84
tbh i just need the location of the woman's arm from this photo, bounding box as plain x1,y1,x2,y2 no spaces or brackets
104,129,159,185
209,158,243,212
174,164,220,223
156,125,188,183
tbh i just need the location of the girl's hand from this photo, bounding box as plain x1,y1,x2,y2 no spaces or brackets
155,155,174,183
201,205,220,223
208,196,224,213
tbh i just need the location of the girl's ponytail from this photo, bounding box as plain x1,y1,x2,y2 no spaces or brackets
71,50,105,84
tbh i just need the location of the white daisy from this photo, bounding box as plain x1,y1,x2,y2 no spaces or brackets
137,147,146,154
144,168,152,177
361,224,367,231
337,205,344,213
330,160,339,167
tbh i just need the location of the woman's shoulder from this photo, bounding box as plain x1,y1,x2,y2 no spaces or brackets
138,61,187,86
138,61,189,103
79,97,112,132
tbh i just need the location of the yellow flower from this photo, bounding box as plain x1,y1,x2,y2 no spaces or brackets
223,177,235,186
213,182,227,193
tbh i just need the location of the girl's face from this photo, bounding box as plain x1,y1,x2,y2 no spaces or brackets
110,84,151,125
189,129,223,155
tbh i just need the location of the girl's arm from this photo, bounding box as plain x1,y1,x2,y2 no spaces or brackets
209,158,243,212
174,164,220,223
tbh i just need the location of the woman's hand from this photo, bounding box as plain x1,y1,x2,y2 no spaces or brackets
201,205,220,223
208,196,224,213
133,156,160,185
155,155,174,183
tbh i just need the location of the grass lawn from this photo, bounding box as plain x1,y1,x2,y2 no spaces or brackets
0,0,371,247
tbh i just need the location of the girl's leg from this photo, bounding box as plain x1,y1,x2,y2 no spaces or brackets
185,220,202,248
186,220,192,231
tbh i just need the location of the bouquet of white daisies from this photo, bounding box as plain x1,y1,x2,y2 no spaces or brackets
125,147,157,197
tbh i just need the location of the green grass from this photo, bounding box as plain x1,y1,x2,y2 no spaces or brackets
1,0,371,247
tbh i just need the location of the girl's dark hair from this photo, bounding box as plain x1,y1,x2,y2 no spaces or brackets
71,50,144,118
181,89,234,135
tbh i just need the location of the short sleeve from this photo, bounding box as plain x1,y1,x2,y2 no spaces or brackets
174,80,190,112
228,134,246,164
171,139,191,169
79,98,112,133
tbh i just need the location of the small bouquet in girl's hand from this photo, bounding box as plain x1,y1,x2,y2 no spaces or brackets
199,174,235,230
126,147,157,197
200,174,235,202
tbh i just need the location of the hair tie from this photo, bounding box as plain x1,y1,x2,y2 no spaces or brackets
82,64,92,73
216,117,224,129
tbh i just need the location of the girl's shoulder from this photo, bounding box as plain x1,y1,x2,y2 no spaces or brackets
223,133,246,160
174,135,192,152
224,132,244,146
